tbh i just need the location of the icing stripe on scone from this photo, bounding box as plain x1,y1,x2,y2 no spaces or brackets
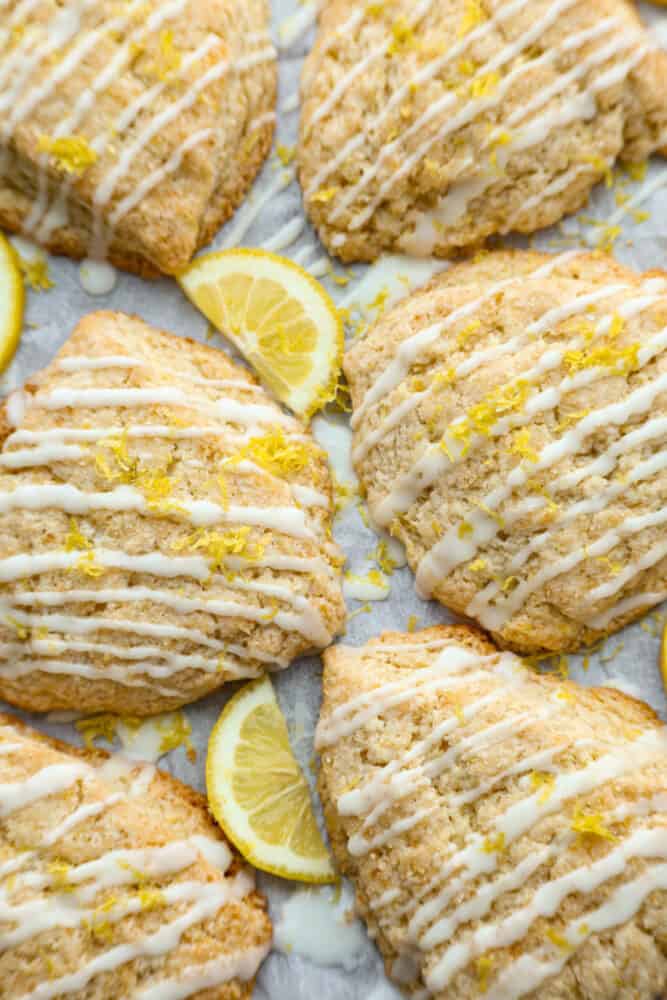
0,484,313,537
318,641,667,998
28,386,293,426
133,947,272,1000
0,607,291,667
0,726,269,997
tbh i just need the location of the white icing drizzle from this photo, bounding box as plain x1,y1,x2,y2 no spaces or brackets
7,581,329,645
606,169,667,229
221,168,295,249
0,762,89,817
30,385,292,427
133,945,271,1000
338,1,626,229
321,641,667,997
0,606,289,667
0,483,313,537
427,826,667,991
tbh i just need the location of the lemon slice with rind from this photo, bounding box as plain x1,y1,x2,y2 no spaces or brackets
0,234,24,373
178,249,343,418
207,676,336,882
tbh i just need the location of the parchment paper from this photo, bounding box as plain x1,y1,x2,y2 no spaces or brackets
1,3,666,997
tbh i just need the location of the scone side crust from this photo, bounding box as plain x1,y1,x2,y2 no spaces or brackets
298,0,667,262
0,710,271,999
0,0,277,276
317,626,667,1000
0,311,345,714
345,249,667,653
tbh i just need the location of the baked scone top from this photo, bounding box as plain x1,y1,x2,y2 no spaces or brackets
345,249,667,653
298,0,667,262
317,626,667,1000
0,312,346,715
0,713,271,999
0,0,276,276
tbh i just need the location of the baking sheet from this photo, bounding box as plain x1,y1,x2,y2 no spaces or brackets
1,2,666,996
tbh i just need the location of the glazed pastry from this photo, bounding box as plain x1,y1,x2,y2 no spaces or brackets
0,312,346,714
0,0,276,277
0,712,271,999
317,625,667,1000
345,249,667,654
298,0,667,262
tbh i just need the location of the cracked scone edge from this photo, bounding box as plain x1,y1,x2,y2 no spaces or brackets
0,311,346,715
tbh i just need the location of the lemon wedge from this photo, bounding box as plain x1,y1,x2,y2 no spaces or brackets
206,676,336,882
660,624,667,694
0,234,24,373
178,249,343,418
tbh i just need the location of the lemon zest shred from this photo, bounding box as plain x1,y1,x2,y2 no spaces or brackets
530,771,556,804
570,805,618,841
476,955,493,993
311,187,339,204
65,517,93,552
18,252,54,291
232,427,316,478
38,135,98,175
482,832,505,854
546,927,571,951
459,0,486,37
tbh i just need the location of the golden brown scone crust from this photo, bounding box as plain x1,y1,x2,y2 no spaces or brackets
0,711,272,999
0,0,276,277
345,249,667,654
298,0,667,262
317,625,667,1000
0,312,345,715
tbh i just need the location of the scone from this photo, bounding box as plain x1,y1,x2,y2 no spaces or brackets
0,712,271,999
0,0,276,277
317,625,667,1000
0,311,346,715
345,249,667,654
298,0,667,262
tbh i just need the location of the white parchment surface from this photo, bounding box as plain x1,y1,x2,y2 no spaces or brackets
1,3,666,997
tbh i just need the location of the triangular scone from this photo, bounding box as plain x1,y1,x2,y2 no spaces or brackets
345,249,667,654
0,712,271,999
0,312,346,715
317,626,667,1000
0,0,276,277
298,0,667,262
